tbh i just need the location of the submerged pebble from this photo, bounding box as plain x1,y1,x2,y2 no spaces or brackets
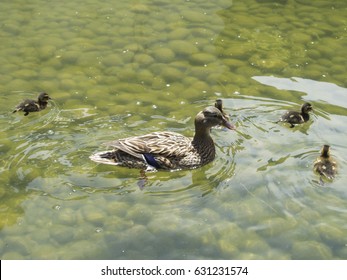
4,236,31,256
218,239,239,258
80,205,106,226
190,52,217,65
160,66,184,82
291,241,333,259
167,28,191,40
134,53,154,65
152,47,176,63
2,251,25,260
168,40,199,56
181,10,207,23
1,0,347,261
38,45,57,60
126,205,152,225
31,244,59,259
315,224,347,247
57,207,77,226
50,225,74,245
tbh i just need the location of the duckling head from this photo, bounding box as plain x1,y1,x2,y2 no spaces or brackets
321,144,331,158
38,92,52,101
301,102,313,114
214,99,223,112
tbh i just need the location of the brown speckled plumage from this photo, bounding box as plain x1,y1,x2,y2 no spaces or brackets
90,106,235,171
13,92,51,116
314,145,337,181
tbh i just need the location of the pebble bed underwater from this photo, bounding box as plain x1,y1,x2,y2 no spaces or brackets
0,0,347,259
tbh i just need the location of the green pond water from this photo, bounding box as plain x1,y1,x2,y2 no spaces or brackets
1,0,347,260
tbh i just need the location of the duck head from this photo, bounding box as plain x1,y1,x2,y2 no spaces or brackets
301,102,313,114
320,144,331,158
214,99,223,112
38,92,52,102
195,106,235,131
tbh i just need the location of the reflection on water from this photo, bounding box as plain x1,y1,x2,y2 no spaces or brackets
253,76,347,109
1,0,347,260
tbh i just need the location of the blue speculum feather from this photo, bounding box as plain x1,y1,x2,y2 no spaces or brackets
143,153,161,169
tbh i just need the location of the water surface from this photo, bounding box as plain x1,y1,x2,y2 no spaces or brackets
1,0,347,259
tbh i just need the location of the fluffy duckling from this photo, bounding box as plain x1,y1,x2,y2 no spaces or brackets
214,99,230,120
13,92,52,116
90,106,235,171
278,102,313,128
314,145,337,181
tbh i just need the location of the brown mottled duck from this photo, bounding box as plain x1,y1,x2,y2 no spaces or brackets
90,106,235,171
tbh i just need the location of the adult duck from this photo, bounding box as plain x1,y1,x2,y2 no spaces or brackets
90,106,235,171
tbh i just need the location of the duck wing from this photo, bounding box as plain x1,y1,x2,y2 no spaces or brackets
104,131,193,159
280,111,304,123
314,159,337,180
13,99,39,112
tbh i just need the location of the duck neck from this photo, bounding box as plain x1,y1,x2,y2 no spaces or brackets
38,100,48,109
321,150,330,158
301,112,310,122
192,126,215,158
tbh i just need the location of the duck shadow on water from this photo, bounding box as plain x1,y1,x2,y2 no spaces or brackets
272,120,314,135
90,147,236,198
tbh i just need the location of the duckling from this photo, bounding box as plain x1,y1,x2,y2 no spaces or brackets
314,145,337,181
278,102,313,128
214,99,230,120
90,106,236,171
12,92,52,116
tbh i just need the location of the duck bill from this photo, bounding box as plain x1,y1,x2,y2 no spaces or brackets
222,119,236,130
